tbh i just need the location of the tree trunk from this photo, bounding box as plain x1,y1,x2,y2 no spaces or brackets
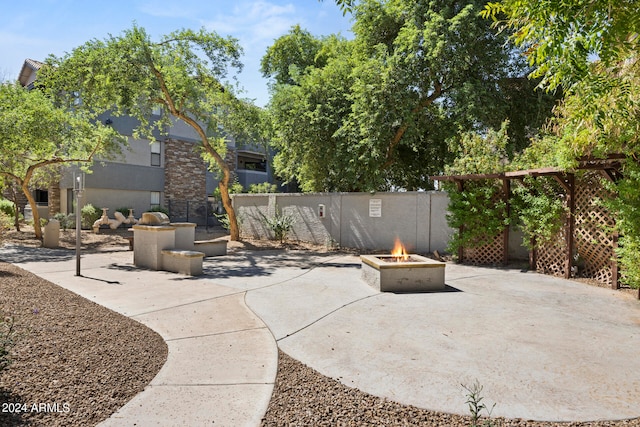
218,169,240,241
22,184,43,240
219,183,239,241
8,185,21,231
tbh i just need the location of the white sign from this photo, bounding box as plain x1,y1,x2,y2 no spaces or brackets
369,199,382,217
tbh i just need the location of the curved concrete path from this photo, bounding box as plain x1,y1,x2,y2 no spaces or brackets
0,245,278,426
2,245,640,424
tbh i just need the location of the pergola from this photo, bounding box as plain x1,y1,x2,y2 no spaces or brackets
431,155,625,288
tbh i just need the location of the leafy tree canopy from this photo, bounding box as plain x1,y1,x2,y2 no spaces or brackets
0,81,123,239
41,25,251,240
266,0,554,192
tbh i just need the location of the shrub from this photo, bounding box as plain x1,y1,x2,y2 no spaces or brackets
149,205,170,216
258,206,295,244
249,182,278,194
604,160,640,289
0,199,16,218
52,212,75,231
214,212,243,234
212,180,244,200
116,207,133,217
81,203,102,229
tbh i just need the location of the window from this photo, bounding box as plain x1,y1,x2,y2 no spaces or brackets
150,192,161,209
151,142,161,167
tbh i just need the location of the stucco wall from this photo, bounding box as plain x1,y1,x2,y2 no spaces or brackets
233,191,456,253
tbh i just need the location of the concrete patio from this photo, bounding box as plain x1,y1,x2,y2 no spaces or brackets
1,244,639,424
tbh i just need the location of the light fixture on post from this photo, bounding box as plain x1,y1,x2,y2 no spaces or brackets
74,172,85,276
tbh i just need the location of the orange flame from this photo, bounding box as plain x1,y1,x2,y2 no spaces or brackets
391,238,409,261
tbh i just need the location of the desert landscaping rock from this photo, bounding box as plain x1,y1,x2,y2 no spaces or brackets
0,262,167,426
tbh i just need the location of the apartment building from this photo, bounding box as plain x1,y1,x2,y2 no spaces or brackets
14,59,273,225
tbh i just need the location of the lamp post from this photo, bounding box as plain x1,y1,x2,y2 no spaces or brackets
74,172,85,276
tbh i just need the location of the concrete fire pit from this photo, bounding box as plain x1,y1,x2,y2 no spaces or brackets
360,254,446,292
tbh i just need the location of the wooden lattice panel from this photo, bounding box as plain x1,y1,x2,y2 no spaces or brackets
536,226,568,277
574,173,616,285
463,231,505,265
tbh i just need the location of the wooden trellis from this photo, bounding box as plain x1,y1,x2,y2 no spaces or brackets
432,156,624,288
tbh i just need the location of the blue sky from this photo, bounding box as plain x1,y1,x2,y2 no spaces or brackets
0,0,352,106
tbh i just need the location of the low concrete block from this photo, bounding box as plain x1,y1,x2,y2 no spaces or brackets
194,240,227,257
133,225,176,270
161,249,204,276
360,254,446,292
171,222,196,251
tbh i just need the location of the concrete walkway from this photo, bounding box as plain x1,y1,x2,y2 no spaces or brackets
2,245,640,424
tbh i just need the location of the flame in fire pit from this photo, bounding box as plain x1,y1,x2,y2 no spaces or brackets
391,238,409,261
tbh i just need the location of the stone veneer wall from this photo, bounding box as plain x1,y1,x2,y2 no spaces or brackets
164,139,208,220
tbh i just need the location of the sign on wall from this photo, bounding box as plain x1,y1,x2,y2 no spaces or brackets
369,198,382,217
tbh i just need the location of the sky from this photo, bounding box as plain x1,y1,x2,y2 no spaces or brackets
0,0,353,107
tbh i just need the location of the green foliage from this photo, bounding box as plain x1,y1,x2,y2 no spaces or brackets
257,207,296,244
266,0,543,191
0,313,16,373
248,182,278,194
52,212,75,231
80,203,101,229
603,160,640,289
41,24,248,240
213,180,244,200
149,206,170,216
510,177,566,249
0,81,124,239
116,207,132,217
444,123,512,256
445,181,509,255
0,198,16,218
462,380,496,427
446,123,510,176
482,0,640,93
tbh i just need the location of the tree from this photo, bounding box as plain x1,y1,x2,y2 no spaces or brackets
482,0,640,162
42,25,248,240
482,0,640,92
482,0,640,289
0,82,122,240
266,0,547,191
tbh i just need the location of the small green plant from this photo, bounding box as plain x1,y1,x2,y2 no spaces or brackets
258,206,295,244
116,207,133,217
214,212,243,235
462,380,495,427
81,203,102,229
248,182,278,194
52,212,75,231
149,206,170,216
0,313,16,373
212,180,244,200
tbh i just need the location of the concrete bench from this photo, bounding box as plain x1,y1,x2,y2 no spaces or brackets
161,249,205,276
194,240,227,257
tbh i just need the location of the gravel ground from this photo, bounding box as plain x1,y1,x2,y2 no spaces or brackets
0,261,167,427
1,227,639,426
262,351,640,427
